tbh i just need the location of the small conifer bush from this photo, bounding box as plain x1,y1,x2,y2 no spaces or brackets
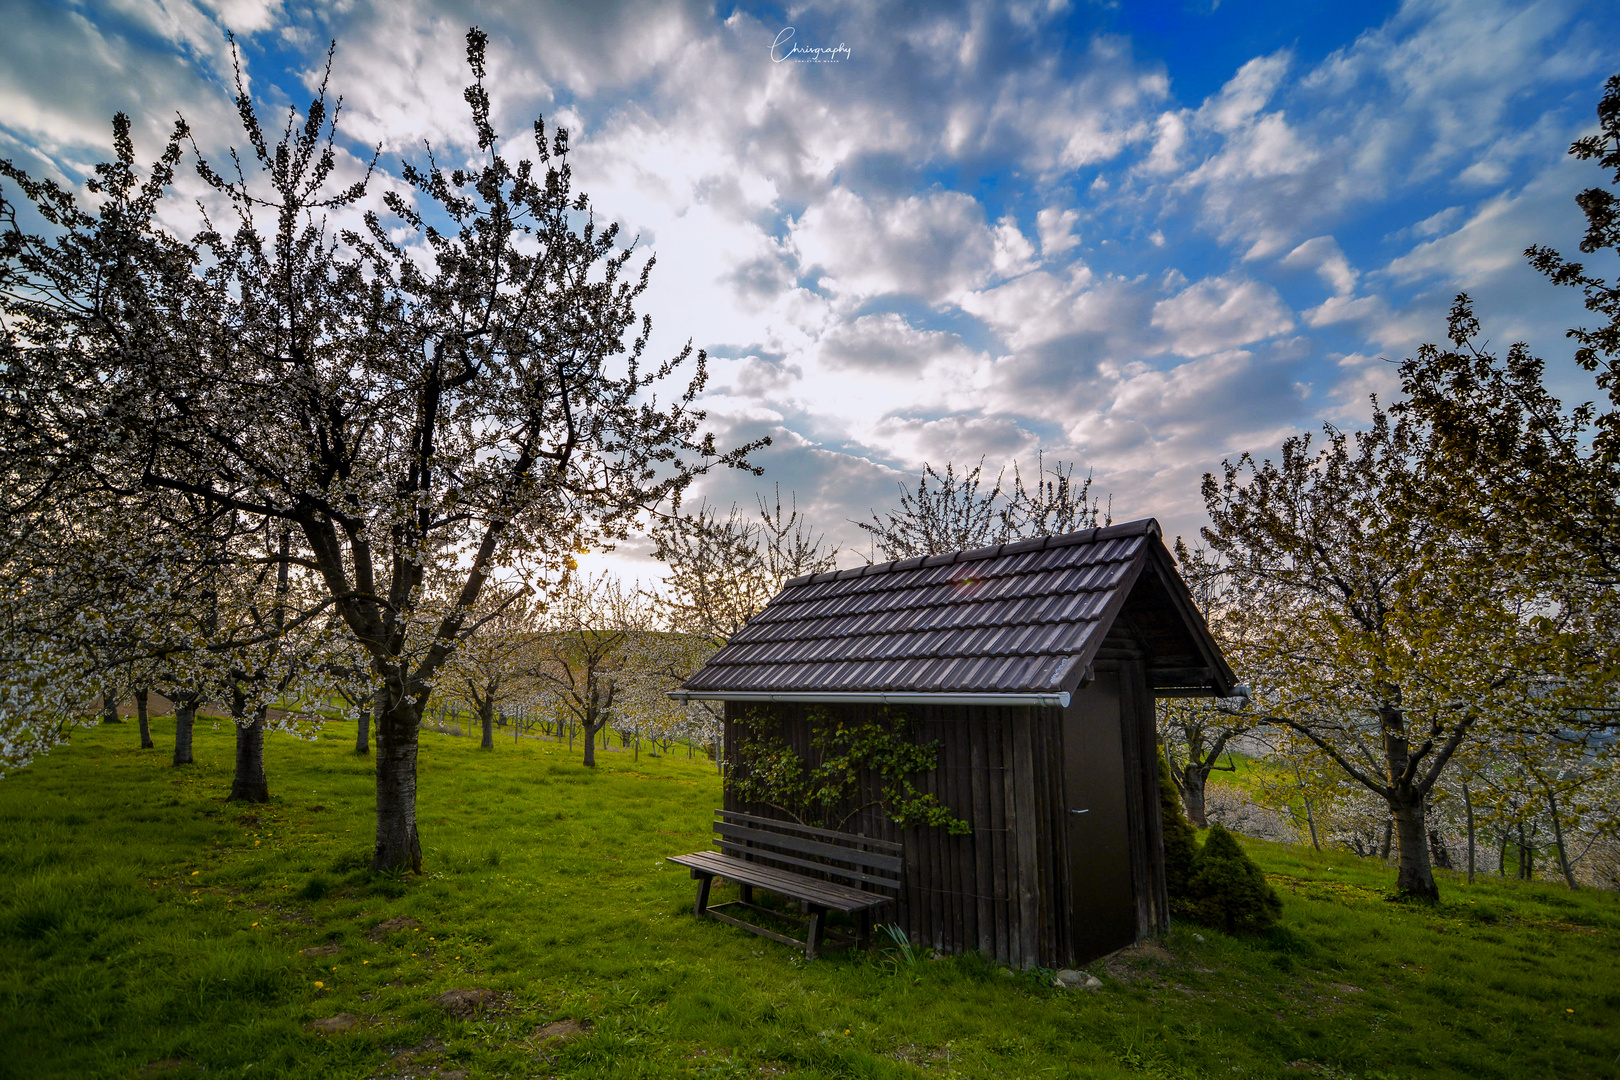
1158,752,1198,905
1186,822,1283,934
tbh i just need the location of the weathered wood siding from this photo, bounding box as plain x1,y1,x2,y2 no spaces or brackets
1095,626,1172,940
723,701,1076,968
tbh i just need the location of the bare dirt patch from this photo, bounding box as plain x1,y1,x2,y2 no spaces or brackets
436,988,497,1018
533,1018,589,1044
366,915,423,942
307,1013,362,1035
1101,940,1175,984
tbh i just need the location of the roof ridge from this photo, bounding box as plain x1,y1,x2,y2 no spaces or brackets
781,517,1161,590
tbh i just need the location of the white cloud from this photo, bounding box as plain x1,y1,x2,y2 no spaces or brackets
991,215,1038,277
791,186,997,304
1204,53,1292,132
1411,204,1465,237
1303,292,1387,330
865,414,1039,473
1151,275,1296,357
1036,207,1080,257
0,3,244,162
1281,235,1357,295
816,313,978,374
199,0,284,34
1143,110,1188,174
1148,0,1604,260
958,265,1129,353
1385,188,1549,285
1323,352,1404,420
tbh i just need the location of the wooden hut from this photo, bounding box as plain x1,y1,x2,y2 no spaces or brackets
672,518,1238,968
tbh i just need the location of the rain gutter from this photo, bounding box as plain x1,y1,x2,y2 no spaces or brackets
667,689,1071,708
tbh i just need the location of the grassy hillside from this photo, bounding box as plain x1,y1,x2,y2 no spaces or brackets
1,717,1615,1079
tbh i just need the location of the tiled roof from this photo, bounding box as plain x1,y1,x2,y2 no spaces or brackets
681,518,1167,697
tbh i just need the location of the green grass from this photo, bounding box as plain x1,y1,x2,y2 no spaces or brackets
1,718,1616,1079
1203,750,1283,794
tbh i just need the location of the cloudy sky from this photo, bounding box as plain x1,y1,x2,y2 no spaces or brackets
5,0,1618,578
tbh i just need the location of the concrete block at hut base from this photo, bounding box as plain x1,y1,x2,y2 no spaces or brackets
1052,969,1102,990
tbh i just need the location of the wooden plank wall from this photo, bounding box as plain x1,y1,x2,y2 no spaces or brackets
1129,659,1171,936
1096,625,1172,940
722,701,1074,969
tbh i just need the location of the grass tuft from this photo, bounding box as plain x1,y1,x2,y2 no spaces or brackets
295,874,330,901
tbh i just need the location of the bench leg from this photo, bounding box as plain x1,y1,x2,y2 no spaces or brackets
694,873,713,917
805,904,827,960
739,883,753,906
859,910,872,951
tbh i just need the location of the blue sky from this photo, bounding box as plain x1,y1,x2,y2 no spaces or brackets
4,0,1618,577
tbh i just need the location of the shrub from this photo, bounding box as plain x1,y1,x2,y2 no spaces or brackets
1158,751,1197,904
1185,823,1282,935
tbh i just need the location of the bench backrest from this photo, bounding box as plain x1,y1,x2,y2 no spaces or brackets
714,810,903,894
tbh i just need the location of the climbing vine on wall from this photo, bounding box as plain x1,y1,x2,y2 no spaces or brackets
727,707,971,835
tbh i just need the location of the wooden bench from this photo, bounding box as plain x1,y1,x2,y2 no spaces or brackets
667,810,903,959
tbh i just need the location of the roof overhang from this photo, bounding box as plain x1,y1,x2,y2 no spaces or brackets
1138,539,1239,698
668,689,1072,708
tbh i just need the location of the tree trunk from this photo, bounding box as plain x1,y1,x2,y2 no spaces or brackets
355,700,371,755
172,693,197,766
1462,781,1476,884
480,697,495,751
101,688,121,725
373,696,423,873
1517,821,1531,880
228,702,271,803
1428,828,1453,871
136,687,154,749
582,720,601,767
1391,797,1439,901
1181,766,1209,828
1378,817,1393,860
1303,793,1321,851
1548,790,1578,889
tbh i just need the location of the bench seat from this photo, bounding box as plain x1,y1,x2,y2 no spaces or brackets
667,850,892,912
667,811,903,959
